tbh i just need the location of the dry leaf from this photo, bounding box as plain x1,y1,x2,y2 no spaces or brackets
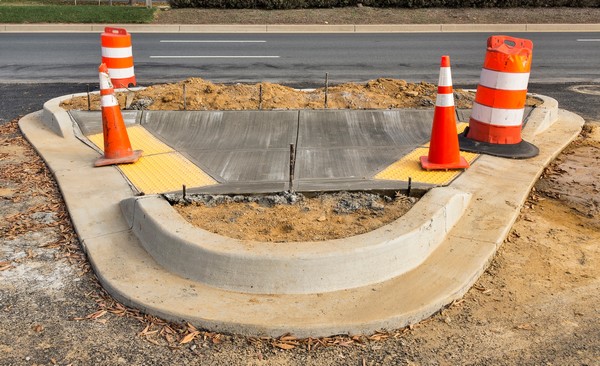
180,331,200,344
138,324,151,336
274,342,296,350
186,322,198,332
32,324,43,332
86,310,107,320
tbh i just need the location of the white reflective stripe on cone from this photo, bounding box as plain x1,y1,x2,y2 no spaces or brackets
471,102,525,127
435,93,454,107
99,73,113,90
479,69,530,91
107,67,135,79
101,95,119,107
438,67,452,87
101,46,133,59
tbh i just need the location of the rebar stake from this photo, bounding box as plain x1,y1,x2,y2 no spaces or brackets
289,143,296,193
183,84,187,111
259,84,263,110
182,184,187,202
407,177,412,197
87,84,91,111
324,72,329,109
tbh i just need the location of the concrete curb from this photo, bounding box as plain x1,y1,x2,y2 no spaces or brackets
3,23,600,33
121,188,471,294
18,94,585,337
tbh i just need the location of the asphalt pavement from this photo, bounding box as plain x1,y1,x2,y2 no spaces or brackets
1,32,600,85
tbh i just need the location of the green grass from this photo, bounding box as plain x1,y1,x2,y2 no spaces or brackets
0,5,156,23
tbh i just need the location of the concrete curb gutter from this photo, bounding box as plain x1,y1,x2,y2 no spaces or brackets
2,23,600,33
19,93,584,337
121,188,471,294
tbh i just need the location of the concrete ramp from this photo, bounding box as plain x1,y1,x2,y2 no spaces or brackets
142,111,298,184
296,110,432,190
68,108,498,194
140,109,436,191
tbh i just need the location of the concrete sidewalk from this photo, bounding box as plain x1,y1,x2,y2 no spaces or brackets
18,92,584,337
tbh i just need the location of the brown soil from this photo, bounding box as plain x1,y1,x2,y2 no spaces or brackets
61,77,479,111
174,192,415,242
153,7,600,25
61,77,542,112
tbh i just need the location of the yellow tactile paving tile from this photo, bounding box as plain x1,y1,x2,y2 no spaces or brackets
118,152,217,194
375,122,478,186
87,125,174,156
87,126,217,194
375,149,479,186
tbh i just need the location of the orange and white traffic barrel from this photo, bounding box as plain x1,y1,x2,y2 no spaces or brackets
94,63,142,167
459,35,538,158
101,27,136,88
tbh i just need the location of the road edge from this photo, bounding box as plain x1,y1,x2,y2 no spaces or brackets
2,23,600,33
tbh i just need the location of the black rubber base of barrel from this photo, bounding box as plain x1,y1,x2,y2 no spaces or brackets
458,127,539,159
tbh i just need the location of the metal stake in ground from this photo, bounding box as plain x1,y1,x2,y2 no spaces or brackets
183,84,187,111
324,72,329,109
259,84,263,110
289,143,296,193
87,84,91,111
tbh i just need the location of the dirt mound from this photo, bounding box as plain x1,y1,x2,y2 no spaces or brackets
60,78,479,111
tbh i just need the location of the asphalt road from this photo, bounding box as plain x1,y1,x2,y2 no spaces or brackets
0,32,599,124
0,32,599,85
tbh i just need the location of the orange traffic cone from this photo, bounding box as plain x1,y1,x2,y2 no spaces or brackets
420,55,469,171
94,63,142,167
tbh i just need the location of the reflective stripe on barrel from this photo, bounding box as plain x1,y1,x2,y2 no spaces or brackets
100,27,136,88
467,35,533,144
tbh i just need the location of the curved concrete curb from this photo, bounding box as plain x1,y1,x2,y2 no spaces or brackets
121,188,471,294
18,94,585,337
3,23,600,33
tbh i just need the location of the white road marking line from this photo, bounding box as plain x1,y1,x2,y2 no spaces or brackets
576,39,600,42
150,55,280,59
160,40,266,43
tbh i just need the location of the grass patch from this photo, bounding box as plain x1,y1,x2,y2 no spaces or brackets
0,5,155,23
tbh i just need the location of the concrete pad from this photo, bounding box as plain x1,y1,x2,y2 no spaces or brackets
22,92,585,337
297,110,432,181
141,110,298,183
20,110,135,244
299,110,432,148
296,147,413,180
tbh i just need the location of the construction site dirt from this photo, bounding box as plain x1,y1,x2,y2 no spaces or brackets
60,77,542,112
1,79,599,365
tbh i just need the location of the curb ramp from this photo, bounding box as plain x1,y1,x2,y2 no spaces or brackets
19,93,583,337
